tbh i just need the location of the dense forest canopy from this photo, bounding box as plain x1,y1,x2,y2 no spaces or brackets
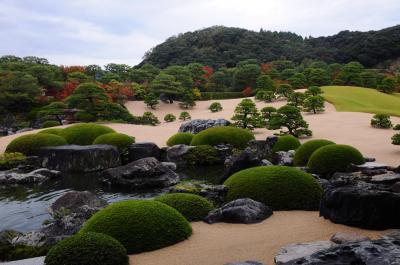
141,25,400,68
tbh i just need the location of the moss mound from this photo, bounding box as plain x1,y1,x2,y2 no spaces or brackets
183,145,220,166
166,132,194,147
80,200,192,254
38,128,63,135
42,121,60,128
307,144,365,175
5,133,67,156
224,166,322,210
293,139,335,166
272,135,301,153
190,126,254,149
45,232,128,265
58,123,115,145
155,193,214,221
93,133,135,152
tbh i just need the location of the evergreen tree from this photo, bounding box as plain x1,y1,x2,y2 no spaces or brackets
231,99,262,130
268,105,312,137
303,96,325,114
144,92,159,109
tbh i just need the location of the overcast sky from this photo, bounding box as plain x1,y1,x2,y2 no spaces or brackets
0,0,399,66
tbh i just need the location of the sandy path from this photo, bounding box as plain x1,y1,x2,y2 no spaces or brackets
130,211,390,265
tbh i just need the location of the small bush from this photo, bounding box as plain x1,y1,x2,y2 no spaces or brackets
392,133,400,145
42,121,60,128
166,132,194,147
58,123,115,145
209,102,223,112
371,114,393,128
141,112,160,126
39,128,63,135
45,232,128,265
155,193,214,221
164,114,176,122
0,242,50,262
93,133,135,152
394,124,400,130
179,111,191,121
183,145,220,166
0,152,26,170
224,166,322,210
272,135,301,153
307,144,365,175
80,200,192,254
5,133,68,155
293,139,335,166
190,126,254,149
76,112,97,122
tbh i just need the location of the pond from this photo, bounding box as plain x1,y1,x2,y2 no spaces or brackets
0,165,224,232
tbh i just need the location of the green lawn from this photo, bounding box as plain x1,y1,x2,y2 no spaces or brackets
322,86,400,117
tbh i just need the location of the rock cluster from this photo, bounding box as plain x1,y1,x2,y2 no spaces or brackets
178,119,231,134
0,168,61,185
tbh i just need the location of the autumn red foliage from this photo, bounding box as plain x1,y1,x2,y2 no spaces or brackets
55,80,80,100
242,86,253,97
60,65,86,74
260,63,273,74
203,66,214,80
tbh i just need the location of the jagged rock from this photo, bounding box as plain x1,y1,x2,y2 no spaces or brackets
363,157,376,162
161,162,177,171
40,145,120,172
204,198,272,224
49,191,107,214
214,144,234,161
103,157,179,189
271,150,295,166
178,119,230,134
369,172,400,185
223,148,263,181
225,261,265,265
125,142,161,162
275,241,336,265
362,168,388,176
330,232,370,244
392,182,400,193
166,144,194,165
0,168,61,185
280,237,400,265
171,181,228,204
330,171,370,183
348,162,388,172
261,159,273,166
320,181,400,229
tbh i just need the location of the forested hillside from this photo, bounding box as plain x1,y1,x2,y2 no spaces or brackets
141,25,400,68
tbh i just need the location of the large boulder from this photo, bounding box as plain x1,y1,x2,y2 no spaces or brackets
0,168,61,185
165,144,194,165
320,181,400,229
275,241,336,265
103,157,179,189
178,119,230,134
247,136,278,159
271,150,295,166
124,142,162,162
204,198,272,224
223,148,267,181
39,145,120,172
330,232,370,244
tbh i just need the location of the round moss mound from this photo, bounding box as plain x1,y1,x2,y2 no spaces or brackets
224,166,322,210
38,128,63,135
293,139,335,166
45,232,128,265
42,121,60,128
307,144,365,175
93,133,135,152
155,193,214,221
190,126,254,149
58,123,115,145
5,133,68,156
183,145,220,166
80,200,192,254
272,135,301,153
166,132,194,147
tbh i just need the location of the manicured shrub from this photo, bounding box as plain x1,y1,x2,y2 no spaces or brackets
394,124,400,130
392,133,400,145
166,132,194,146
307,144,365,175
141,111,160,126
45,232,128,265
80,200,192,254
0,242,50,262
58,123,115,145
209,102,223,112
155,193,214,221
190,126,254,149
272,135,301,153
179,111,191,121
42,121,60,128
370,114,392,128
93,133,135,152
293,139,335,166
164,114,176,122
76,112,97,122
5,133,67,155
39,128,63,135
183,145,220,165
224,166,322,210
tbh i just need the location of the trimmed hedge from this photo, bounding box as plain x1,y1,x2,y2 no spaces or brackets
307,144,365,175
45,232,128,265
293,139,335,166
155,193,214,221
58,123,115,145
80,200,192,254
39,128,63,135
42,121,60,128
224,166,322,210
183,145,220,166
5,133,67,156
272,135,301,153
166,132,194,147
190,126,254,149
93,133,135,152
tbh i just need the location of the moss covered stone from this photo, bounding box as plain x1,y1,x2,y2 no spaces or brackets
293,139,335,166
272,135,301,153
190,126,254,149
58,123,115,145
5,133,67,156
166,132,194,147
93,133,135,152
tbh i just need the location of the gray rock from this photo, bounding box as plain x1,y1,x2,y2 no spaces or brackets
225,261,265,265
49,191,107,214
204,198,273,224
0,168,61,185
178,119,231,134
161,162,177,171
330,232,370,244
103,157,179,189
214,144,234,161
125,142,161,162
271,150,295,166
166,144,194,165
170,181,228,204
261,159,273,166
392,182,400,193
275,241,336,265
1,256,45,265
223,148,264,181
349,162,387,171
39,145,120,172
369,172,400,185
364,157,376,162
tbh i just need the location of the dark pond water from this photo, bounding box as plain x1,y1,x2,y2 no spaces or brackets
0,166,224,232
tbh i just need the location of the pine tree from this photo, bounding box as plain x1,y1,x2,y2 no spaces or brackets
144,92,159,109
231,99,263,130
303,96,325,114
